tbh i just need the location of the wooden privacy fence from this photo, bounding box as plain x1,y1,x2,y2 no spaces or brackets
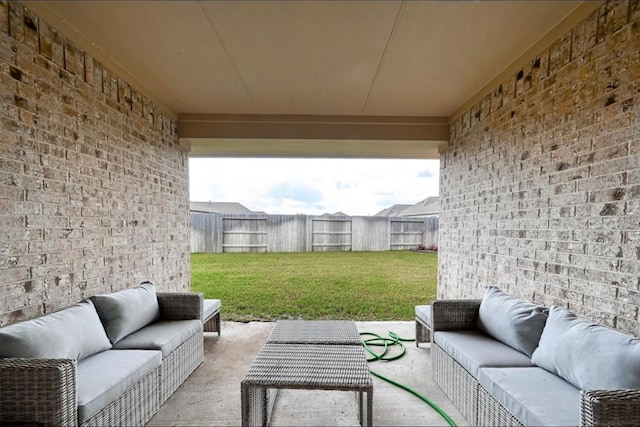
190,213,438,253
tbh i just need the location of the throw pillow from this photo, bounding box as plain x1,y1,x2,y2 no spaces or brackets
531,306,640,390
477,286,548,357
0,300,112,360
91,282,160,344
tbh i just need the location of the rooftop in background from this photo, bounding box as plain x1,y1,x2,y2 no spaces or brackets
375,197,439,217
190,201,263,215
375,204,413,217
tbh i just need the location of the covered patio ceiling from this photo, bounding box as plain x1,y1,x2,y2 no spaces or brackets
25,1,600,158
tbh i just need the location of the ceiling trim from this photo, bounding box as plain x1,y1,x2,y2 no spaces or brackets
179,113,448,140
185,138,443,159
179,114,447,159
450,0,604,122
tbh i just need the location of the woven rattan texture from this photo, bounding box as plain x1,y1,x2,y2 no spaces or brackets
159,327,204,404
431,299,481,331
0,292,204,426
0,358,77,426
433,343,477,425
415,317,430,346
433,298,640,426
81,367,159,427
266,320,362,345
477,385,522,427
242,343,372,426
581,389,640,426
243,387,273,427
243,344,372,389
157,292,203,320
203,310,221,333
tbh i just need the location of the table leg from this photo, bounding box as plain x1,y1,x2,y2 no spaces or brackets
366,389,373,427
242,385,272,426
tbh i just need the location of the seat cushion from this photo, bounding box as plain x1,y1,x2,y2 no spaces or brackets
91,282,160,344
77,349,162,423
532,305,640,390
477,287,548,357
0,300,111,361
415,305,431,325
203,299,221,320
113,320,202,357
434,330,533,377
478,367,580,426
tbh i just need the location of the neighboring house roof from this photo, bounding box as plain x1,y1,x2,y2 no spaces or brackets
375,197,439,217
190,201,255,214
400,197,439,217
321,211,348,216
374,204,412,217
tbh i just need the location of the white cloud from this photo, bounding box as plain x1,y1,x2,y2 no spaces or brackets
189,158,439,216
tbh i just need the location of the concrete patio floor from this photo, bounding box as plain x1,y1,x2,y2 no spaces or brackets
148,321,468,426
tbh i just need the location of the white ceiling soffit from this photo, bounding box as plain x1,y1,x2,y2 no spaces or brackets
180,114,449,159
25,1,594,158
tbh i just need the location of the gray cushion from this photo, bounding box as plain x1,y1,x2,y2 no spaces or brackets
531,306,640,390
114,319,202,357
434,330,533,378
415,305,431,325
77,349,162,423
91,282,160,344
0,300,111,360
477,286,548,357
203,299,221,320
478,367,580,426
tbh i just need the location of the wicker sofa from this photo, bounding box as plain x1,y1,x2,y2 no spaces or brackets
0,282,204,427
432,287,640,426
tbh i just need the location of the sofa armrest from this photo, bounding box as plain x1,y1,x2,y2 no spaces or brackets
0,358,77,427
580,389,640,426
157,292,203,320
431,299,481,331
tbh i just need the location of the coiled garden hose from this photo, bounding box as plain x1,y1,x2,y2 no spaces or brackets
359,331,457,427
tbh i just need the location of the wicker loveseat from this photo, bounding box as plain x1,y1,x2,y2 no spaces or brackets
432,287,640,426
0,282,204,427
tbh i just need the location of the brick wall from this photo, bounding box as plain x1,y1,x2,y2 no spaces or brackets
0,1,190,326
439,0,640,335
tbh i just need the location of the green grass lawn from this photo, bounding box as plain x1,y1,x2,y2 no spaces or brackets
191,251,437,321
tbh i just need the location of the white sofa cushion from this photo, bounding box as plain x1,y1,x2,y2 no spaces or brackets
477,287,548,357
478,367,580,426
203,299,221,320
114,319,202,357
0,300,111,360
92,282,160,344
434,330,533,378
415,304,431,325
77,349,162,423
532,306,640,390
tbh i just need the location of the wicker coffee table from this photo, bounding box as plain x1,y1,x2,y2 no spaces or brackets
241,344,372,426
266,319,362,345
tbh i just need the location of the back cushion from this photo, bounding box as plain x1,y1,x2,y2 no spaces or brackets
91,282,160,344
532,306,640,390
477,287,548,357
0,300,111,360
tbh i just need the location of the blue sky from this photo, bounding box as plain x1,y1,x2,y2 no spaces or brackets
189,158,439,216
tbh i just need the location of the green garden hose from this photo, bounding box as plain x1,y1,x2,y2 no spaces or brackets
359,331,457,427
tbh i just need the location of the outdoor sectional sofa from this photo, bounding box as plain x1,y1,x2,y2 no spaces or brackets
432,287,640,426
0,282,204,426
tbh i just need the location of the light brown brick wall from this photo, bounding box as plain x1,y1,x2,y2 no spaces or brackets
0,1,190,326
439,0,640,335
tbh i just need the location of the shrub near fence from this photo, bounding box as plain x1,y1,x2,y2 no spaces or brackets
190,213,438,253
